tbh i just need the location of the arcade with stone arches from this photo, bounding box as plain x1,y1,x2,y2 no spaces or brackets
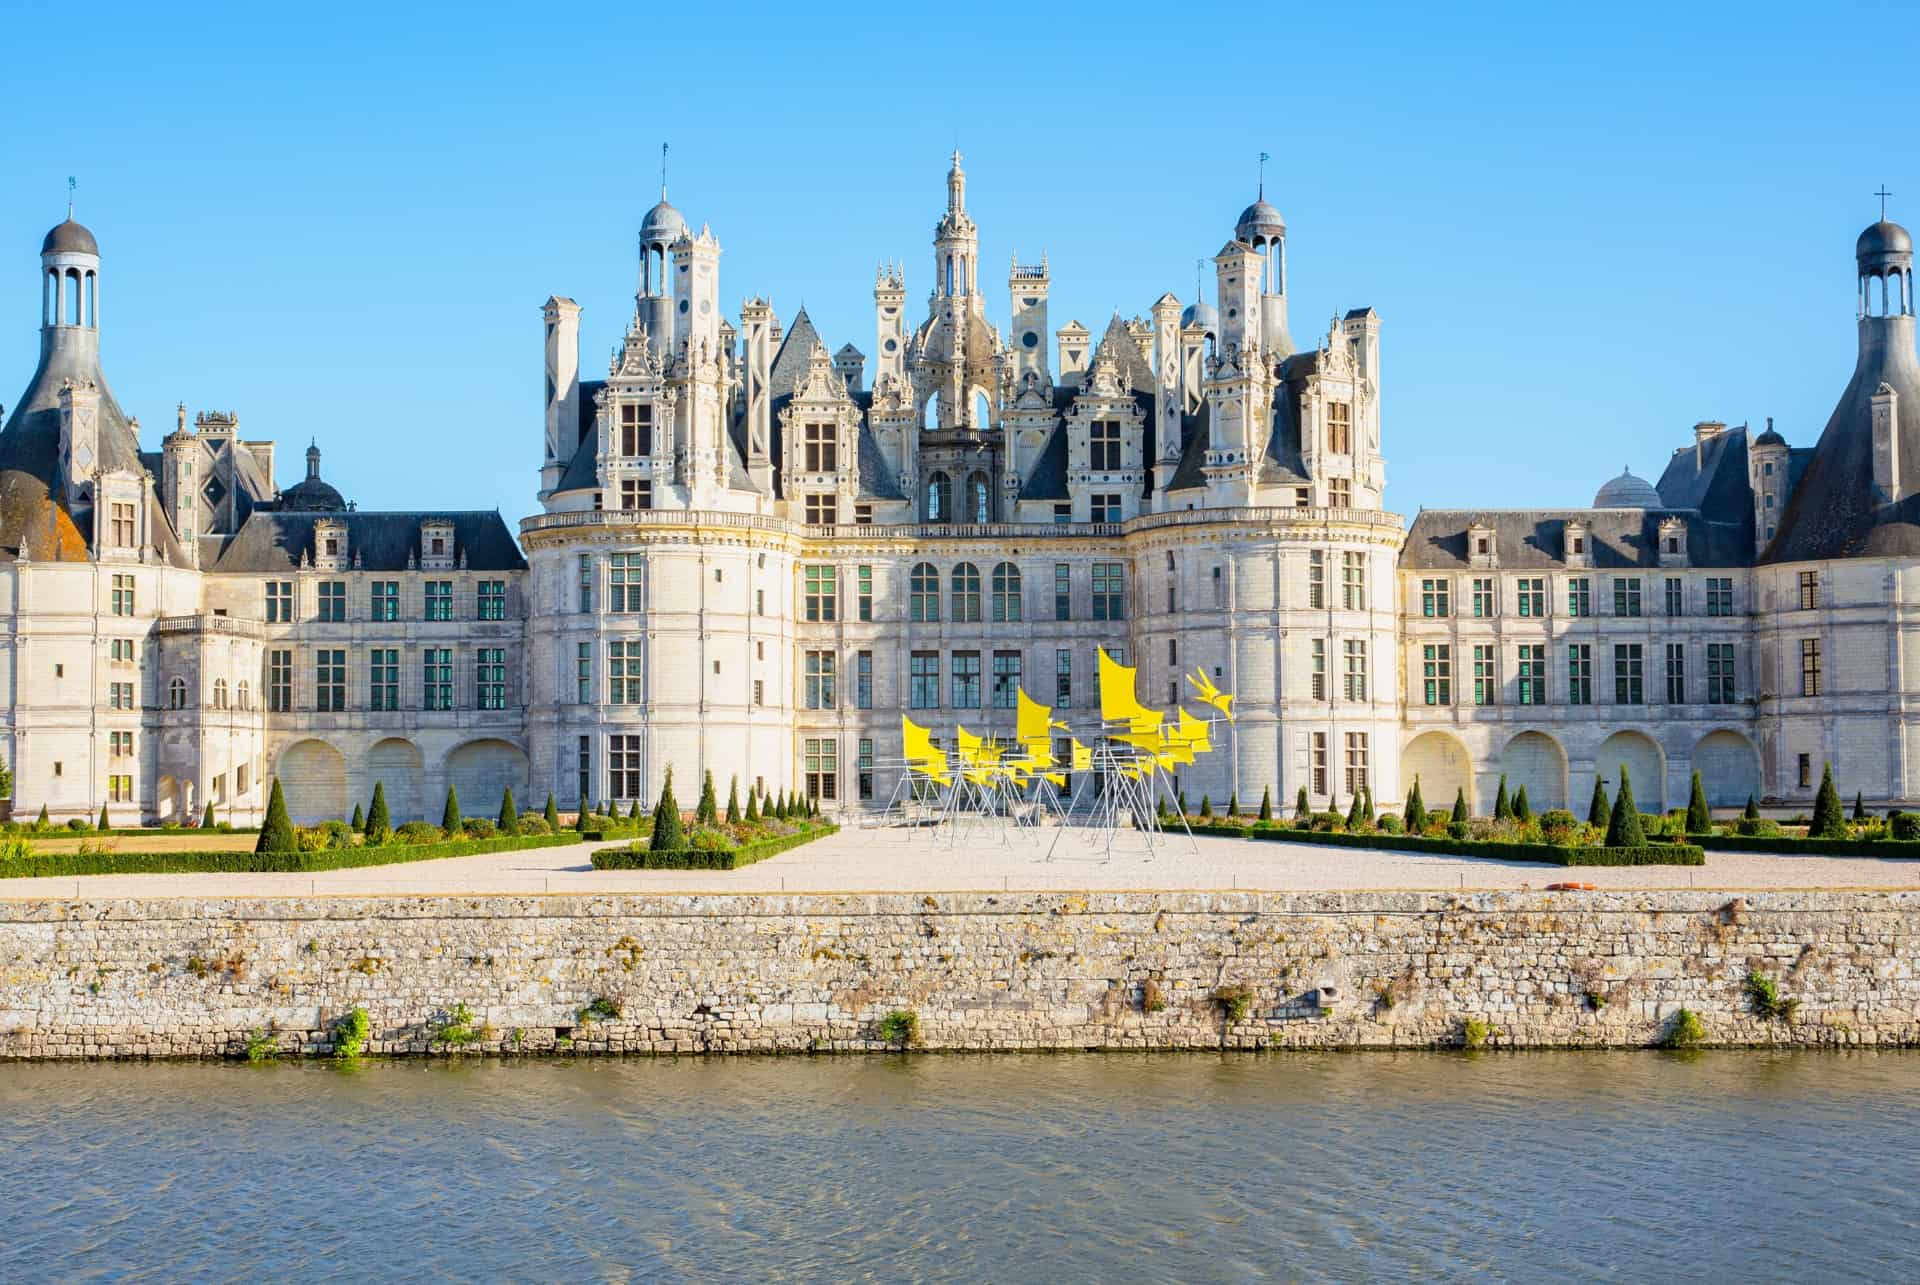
271,734,531,826
1397,727,1762,818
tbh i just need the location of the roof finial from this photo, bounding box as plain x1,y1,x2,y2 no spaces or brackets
1258,152,1269,200
1877,184,1893,221
1195,257,1206,302
66,176,75,220
660,143,669,201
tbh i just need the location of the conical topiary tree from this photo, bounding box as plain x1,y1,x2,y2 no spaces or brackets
1360,784,1373,823
573,803,589,833
1853,790,1867,823
1199,795,1213,819
1178,789,1189,816
1686,772,1711,834
1404,776,1427,830
1512,786,1531,823
1345,792,1364,827
1588,777,1611,829
366,783,392,845
745,789,760,823
498,786,518,834
726,776,741,825
256,779,297,854
1295,786,1310,821
36,803,48,828
1451,788,1469,825
1493,774,1512,820
545,792,560,831
629,799,642,822
1744,794,1760,820
202,800,216,830
650,767,685,851
98,803,110,831
1227,793,1239,818
441,785,461,833
351,802,365,832
1810,763,1846,838
696,770,719,826
1606,764,1646,847
1258,786,1273,822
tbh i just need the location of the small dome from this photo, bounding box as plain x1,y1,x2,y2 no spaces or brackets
1593,468,1662,509
639,198,687,246
1181,299,1219,334
1753,426,1786,448
1858,220,1913,262
279,478,346,511
41,219,98,257
1235,199,1286,242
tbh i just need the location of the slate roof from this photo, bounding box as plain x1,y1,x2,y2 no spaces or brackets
1400,507,1753,570
206,510,526,573
554,379,606,493
1762,318,1920,562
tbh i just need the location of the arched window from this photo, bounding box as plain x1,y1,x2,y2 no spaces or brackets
951,562,982,622
65,270,81,328
236,680,251,711
213,678,228,710
926,471,952,523
968,472,990,524
991,562,1022,622
909,562,940,622
168,677,186,710
972,390,991,430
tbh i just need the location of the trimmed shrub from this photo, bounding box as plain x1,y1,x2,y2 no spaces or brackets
1258,787,1273,822
1686,772,1711,834
629,799,642,822
1227,793,1239,818
726,776,741,825
1735,816,1781,838
1404,776,1427,831
36,804,48,828
1377,813,1404,834
1360,784,1373,821
1512,786,1531,823
441,786,461,834
1295,786,1310,821
462,818,496,840
1588,777,1611,829
256,779,297,855
696,770,719,827
366,782,392,845
1450,788,1469,825
1345,793,1363,828
1810,763,1846,838
98,804,110,831
545,792,560,832
1854,791,1867,823
1493,774,1512,820
1744,795,1760,820
745,789,760,823
202,801,216,830
1606,765,1646,847
1539,809,1580,846
1199,795,1213,819
516,816,550,836
650,767,686,852
1244,826,1704,866
1447,819,1470,840
351,802,366,832
498,787,518,835
397,821,443,844
1893,812,1920,841
594,822,838,871
573,806,589,833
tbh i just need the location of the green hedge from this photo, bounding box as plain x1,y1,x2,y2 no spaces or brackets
1695,834,1920,858
0,832,579,879
593,824,838,871
1203,823,1704,866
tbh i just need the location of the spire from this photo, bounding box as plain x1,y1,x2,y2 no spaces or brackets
660,142,668,201
66,176,76,220
947,150,966,215
306,438,321,480
1257,152,1269,200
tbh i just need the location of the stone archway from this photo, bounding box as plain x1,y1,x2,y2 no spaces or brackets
275,739,348,825
1694,729,1761,808
444,739,530,821
1501,731,1568,811
367,738,426,823
156,776,179,823
1402,730,1474,815
1598,730,1666,812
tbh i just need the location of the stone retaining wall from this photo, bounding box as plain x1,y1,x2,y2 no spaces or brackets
1,890,1917,1057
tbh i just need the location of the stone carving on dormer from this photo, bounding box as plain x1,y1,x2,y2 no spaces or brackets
1657,516,1690,567
1468,521,1499,569
1563,518,1590,567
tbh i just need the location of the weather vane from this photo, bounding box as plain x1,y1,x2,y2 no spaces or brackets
66,176,75,219
1258,152,1270,199
1877,185,1893,220
660,143,668,200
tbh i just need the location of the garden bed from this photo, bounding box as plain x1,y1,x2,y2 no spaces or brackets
1693,834,1920,857
593,823,838,871
0,832,580,879
1188,822,1703,866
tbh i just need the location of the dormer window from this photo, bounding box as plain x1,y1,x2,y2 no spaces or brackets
431,537,445,555
420,520,456,570
619,403,653,456
802,423,837,473
1327,402,1352,455
1572,537,1585,554
1090,421,1122,470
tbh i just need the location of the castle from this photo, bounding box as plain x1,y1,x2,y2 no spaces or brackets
3,158,1915,823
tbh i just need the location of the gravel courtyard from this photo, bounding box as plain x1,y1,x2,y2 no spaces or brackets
2,824,1917,899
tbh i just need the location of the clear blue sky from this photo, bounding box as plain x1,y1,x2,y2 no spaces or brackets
3,1,1913,522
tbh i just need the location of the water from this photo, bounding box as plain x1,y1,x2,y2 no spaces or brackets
3,1052,1917,1281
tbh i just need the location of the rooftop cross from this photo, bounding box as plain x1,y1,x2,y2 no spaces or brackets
1877,185,1893,220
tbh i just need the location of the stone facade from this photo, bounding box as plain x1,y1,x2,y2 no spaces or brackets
9,174,1920,828
2,891,1917,1057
